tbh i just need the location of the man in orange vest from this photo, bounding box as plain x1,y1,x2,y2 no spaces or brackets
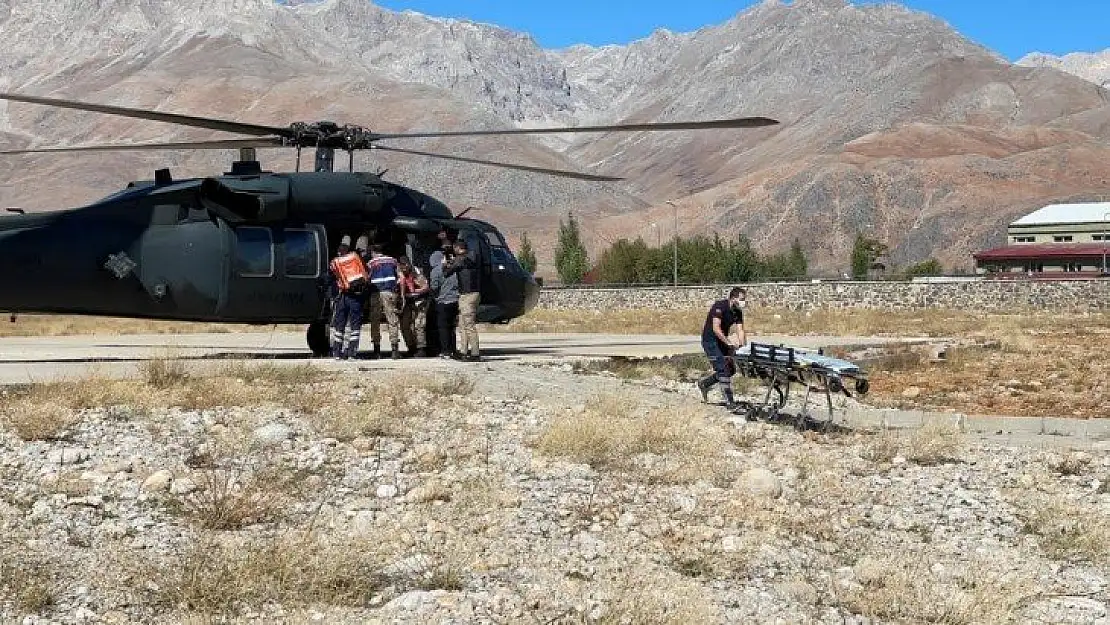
328,236,369,359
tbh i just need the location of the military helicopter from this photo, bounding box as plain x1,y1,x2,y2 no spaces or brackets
0,91,778,356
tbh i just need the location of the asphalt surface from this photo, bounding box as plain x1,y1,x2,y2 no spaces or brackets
0,330,1104,448
0,331,920,384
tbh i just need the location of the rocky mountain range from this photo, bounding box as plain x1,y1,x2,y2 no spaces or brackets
0,0,1108,278
1018,48,1110,89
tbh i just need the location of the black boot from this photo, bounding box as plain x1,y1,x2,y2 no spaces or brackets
696,374,717,403
722,386,739,411
371,345,380,360
416,348,427,358
391,344,400,360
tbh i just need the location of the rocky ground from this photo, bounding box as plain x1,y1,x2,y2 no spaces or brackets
0,358,1108,624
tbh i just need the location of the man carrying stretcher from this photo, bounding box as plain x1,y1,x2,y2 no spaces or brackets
697,287,747,410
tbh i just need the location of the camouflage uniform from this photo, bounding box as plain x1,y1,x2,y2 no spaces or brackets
369,291,401,349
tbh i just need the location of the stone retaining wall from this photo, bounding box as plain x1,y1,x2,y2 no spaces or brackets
536,279,1110,312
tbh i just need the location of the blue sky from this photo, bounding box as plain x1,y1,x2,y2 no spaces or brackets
372,0,1110,60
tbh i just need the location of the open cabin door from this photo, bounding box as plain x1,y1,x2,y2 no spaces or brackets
221,222,328,322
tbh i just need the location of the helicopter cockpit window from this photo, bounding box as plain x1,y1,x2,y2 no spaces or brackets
284,228,320,278
485,231,507,248
483,230,521,270
234,227,274,278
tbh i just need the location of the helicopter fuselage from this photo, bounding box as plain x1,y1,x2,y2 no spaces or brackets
0,167,539,349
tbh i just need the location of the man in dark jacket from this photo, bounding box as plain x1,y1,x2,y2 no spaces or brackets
697,287,747,410
442,239,481,361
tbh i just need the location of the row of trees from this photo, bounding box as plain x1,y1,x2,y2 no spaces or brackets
544,214,807,285
522,215,943,285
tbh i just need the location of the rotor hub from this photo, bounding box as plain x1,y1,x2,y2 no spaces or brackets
286,121,377,151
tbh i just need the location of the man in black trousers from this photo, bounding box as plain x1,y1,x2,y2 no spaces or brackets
429,249,459,359
697,287,748,410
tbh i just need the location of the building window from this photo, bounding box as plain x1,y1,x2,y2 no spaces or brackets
284,228,320,278
1053,235,1073,242
1094,234,1108,241
1063,262,1084,272
1012,236,1035,243
235,227,274,277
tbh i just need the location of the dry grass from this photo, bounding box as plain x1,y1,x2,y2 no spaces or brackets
860,420,965,466
839,553,1035,624
596,568,721,624
1,360,335,417
307,372,475,442
0,550,56,614
155,532,387,615
535,394,733,484
502,307,1105,338
174,466,296,531
0,314,297,337
1046,452,1093,476
1018,496,1110,564
905,419,965,465
0,400,81,441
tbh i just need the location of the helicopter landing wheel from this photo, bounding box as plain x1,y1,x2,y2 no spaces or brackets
307,321,330,358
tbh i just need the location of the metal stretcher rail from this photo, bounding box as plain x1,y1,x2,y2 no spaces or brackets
728,342,870,429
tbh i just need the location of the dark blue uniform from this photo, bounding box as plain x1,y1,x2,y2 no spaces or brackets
328,261,367,359
698,299,743,405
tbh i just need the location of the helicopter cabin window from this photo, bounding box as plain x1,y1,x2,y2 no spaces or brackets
284,228,320,278
234,227,274,278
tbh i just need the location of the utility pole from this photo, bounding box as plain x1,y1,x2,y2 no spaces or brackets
667,200,678,286
1103,211,1109,275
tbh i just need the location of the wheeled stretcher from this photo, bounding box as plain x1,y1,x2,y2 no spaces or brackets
729,342,870,427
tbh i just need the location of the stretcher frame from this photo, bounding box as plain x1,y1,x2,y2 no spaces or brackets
728,342,870,430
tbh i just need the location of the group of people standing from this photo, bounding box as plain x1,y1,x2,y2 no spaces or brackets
327,232,482,362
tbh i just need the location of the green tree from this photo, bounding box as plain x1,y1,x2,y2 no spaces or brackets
554,213,590,284
596,238,645,284
788,238,808,278
726,234,760,283
851,234,888,280
517,232,537,275
902,258,943,278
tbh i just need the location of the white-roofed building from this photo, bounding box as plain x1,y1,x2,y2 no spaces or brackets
973,201,1110,277
1007,201,1110,245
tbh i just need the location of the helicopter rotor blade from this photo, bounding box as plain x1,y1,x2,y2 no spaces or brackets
0,92,287,137
0,137,287,155
370,116,779,140
371,145,623,181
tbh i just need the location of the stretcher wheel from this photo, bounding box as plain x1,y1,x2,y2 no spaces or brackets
855,378,870,396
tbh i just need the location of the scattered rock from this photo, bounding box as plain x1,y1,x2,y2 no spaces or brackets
376,484,399,499
169,477,197,495
738,467,783,498
902,386,922,399
253,423,294,446
141,470,173,492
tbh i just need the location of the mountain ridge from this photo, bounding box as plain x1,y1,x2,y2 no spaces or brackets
0,0,1108,277
1017,48,1110,89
